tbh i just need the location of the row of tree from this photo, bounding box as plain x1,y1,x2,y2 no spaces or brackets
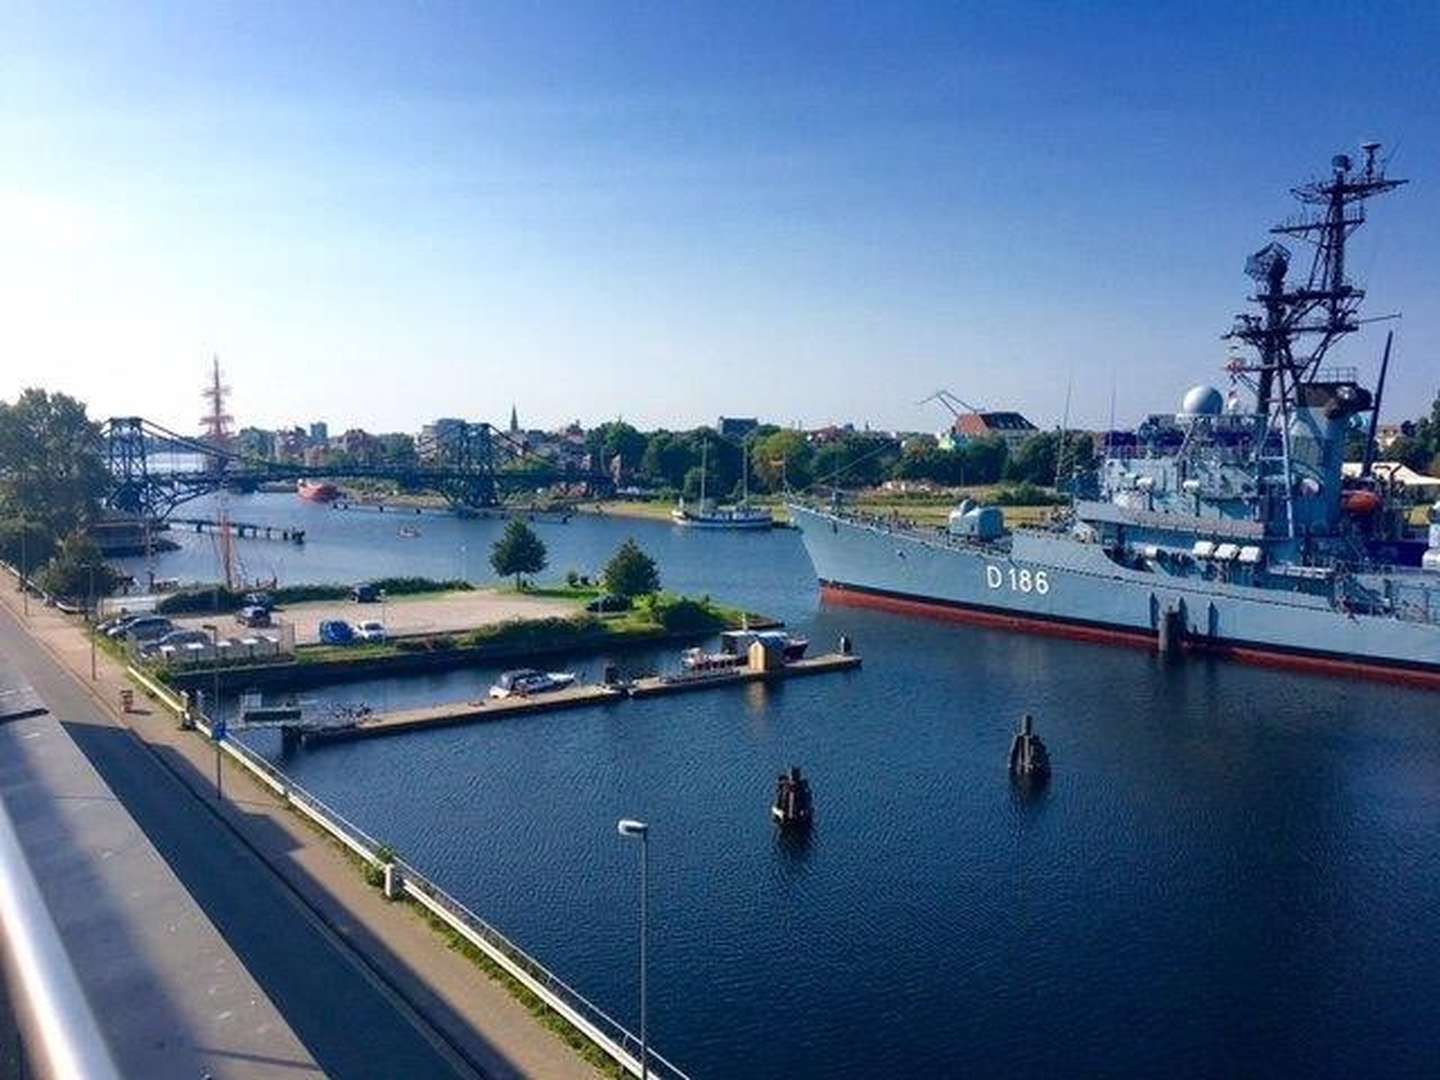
586,421,1098,497
490,518,660,598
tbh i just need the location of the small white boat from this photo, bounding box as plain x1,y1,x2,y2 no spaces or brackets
680,647,749,673
488,669,578,699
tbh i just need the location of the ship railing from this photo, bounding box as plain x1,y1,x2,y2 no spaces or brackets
121,663,689,1080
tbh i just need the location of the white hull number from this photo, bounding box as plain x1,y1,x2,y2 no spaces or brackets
985,565,1050,595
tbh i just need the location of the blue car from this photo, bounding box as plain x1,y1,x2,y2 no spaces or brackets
319,619,355,645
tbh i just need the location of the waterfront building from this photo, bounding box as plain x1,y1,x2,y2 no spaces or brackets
937,410,1037,451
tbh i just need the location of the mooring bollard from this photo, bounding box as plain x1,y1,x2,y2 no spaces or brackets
119,688,134,713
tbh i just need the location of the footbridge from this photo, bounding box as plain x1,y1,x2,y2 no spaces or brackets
102,416,613,520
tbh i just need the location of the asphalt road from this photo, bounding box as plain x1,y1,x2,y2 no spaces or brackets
0,600,480,1079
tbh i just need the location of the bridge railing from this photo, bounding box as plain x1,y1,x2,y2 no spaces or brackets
123,664,687,1080
0,782,121,1080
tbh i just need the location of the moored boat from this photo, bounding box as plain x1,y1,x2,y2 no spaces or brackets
297,479,341,503
791,146,1440,687
488,669,578,699
671,438,774,529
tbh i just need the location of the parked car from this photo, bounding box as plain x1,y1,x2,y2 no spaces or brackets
243,591,274,611
123,616,174,643
235,605,272,628
318,619,355,645
351,582,380,603
354,620,386,643
101,613,142,637
140,629,213,657
585,593,631,613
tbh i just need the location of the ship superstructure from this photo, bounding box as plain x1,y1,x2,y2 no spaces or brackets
792,146,1440,685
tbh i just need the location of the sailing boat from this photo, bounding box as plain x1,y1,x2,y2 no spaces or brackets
671,439,773,529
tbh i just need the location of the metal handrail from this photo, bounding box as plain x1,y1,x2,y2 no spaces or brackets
0,797,121,1080
396,859,690,1080
132,668,690,1080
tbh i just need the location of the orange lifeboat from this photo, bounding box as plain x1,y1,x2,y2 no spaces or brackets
1342,489,1383,515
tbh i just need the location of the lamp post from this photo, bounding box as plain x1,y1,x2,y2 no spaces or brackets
616,818,649,1079
200,622,220,725
88,564,97,681
19,526,28,617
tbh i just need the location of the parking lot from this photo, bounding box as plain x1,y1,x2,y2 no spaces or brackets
174,588,582,645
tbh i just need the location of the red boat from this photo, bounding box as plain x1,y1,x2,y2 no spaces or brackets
297,480,341,503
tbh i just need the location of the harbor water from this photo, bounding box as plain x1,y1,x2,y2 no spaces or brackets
125,494,1440,1077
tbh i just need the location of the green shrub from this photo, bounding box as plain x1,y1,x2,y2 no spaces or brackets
370,576,473,596
646,594,726,633
988,482,1066,507
460,614,606,650
394,635,458,652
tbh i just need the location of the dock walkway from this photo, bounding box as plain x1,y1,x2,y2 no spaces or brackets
307,683,626,744
305,652,861,744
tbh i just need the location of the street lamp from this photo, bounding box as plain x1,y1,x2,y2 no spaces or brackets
616,818,649,1079
200,623,220,725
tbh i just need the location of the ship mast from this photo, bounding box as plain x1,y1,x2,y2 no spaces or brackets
1222,145,1405,538
1225,144,1405,414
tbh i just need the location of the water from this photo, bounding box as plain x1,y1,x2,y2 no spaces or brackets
133,494,1440,1077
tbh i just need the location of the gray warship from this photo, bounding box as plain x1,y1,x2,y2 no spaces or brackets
792,145,1440,686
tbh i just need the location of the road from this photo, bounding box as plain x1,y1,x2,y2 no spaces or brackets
0,596,480,1079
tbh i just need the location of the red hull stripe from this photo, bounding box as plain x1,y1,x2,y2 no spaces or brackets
819,581,1440,690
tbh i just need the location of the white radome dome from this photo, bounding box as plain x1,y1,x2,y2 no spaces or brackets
1180,384,1224,416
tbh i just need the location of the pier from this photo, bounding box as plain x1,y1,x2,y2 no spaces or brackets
298,652,861,745
171,516,306,543
629,652,860,696
304,683,627,744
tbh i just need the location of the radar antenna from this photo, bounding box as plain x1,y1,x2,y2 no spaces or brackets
1224,144,1406,417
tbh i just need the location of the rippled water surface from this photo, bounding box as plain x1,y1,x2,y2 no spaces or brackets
133,494,1440,1077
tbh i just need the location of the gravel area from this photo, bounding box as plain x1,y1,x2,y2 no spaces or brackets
176,589,581,645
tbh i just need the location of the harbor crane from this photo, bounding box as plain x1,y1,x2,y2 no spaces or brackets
917,389,982,420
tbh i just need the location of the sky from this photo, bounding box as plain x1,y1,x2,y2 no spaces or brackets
3,2,1439,438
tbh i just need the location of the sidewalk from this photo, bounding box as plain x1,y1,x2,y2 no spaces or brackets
0,583,596,1080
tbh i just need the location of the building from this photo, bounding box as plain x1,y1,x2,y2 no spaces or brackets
718,416,759,439
938,411,1038,451
308,421,328,445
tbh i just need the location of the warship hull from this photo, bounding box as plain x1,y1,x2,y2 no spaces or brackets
792,504,1440,688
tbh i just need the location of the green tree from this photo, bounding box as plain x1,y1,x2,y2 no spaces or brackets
38,531,120,600
489,518,547,588
1384,433,1432,472
590,422,647,472
958,437,1008,484
750,429,812,492
602,538,660,599
811,435,898,490
639,432,697,490
0,518,58,577
0,389,109,534
1004,431,1061,486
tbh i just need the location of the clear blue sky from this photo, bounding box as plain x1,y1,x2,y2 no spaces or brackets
3,2,1438,436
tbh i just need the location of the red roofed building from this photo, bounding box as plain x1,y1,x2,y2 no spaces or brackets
940,411,1038,450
